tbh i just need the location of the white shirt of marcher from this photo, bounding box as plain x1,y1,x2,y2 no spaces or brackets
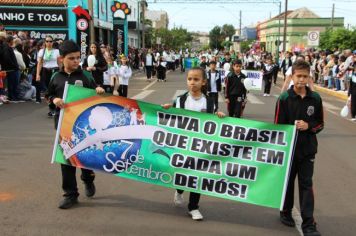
118,65,132,86
175,93,207,112
38,48,59,68
146,54,153,66
209,72,218,93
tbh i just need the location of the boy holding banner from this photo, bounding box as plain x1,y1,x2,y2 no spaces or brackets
274,60,324,236
46,40,105,209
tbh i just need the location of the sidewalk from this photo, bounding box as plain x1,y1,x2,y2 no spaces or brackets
313,85,348,101
277,74,348,101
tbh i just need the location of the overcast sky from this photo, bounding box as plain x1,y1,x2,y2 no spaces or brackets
148,0,356,32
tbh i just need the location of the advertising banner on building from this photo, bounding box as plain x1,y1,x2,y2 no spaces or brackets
52,84,296,209
0,7,67,28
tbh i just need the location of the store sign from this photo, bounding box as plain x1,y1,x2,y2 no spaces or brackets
29,30,68,40
307,31,320,47
73,6,90,62
0,7,67,27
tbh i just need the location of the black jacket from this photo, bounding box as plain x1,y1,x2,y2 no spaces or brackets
0,42,19,71
275,86,324,156
225,72,247,98
280,58,292,75
262,63,274,81
207,70,222,92
82,55,108,86
46,69,97,113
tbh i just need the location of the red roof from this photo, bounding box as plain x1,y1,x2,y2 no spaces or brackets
0,0,67,6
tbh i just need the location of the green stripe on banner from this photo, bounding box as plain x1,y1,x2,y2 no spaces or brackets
53,84,296,209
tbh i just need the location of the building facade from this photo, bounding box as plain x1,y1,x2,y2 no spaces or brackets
257,8,344,53
145,10,169,29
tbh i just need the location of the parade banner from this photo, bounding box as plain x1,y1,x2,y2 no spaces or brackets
52,84,296,209
242,70,263,91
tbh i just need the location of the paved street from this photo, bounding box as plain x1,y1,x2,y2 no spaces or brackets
1,70,356,236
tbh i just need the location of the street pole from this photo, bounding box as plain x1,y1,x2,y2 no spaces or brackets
88,0,95,43
276,1,281,63
282,0,288,52
141,1,146,49
331,3,335,30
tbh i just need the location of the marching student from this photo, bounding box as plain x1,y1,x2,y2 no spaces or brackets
46,40,105,209
156,56,167,82
199,56,209,70
225,59,247,118
275,60,324,236
261,56,274,96
206,61,222,112
162,67,225,221
118,55,132,97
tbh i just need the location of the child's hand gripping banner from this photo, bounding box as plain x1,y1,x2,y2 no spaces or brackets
52,84,296,209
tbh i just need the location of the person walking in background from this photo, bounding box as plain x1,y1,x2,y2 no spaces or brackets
156,56,167,82
82,42,108,87
262,56,274,96
143,49,156,82
36,35,60,93
118,56,132,97
225,59,247,118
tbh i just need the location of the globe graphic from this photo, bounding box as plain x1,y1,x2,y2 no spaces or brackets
72,103,142,174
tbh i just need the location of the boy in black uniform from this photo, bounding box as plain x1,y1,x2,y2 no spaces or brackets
275,60,324,236
206,61,222,112
225,59,247,118
46,40,105,209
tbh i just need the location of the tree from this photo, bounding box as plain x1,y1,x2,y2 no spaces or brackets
320,28,356,51
209,26,224,50
153,27,192,49
221,24,235,41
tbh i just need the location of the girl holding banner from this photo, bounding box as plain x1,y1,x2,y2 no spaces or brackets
162,67,225,221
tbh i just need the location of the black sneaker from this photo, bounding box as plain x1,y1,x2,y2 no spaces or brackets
84,182,96,197
303,224,321,236
280,211,296,227
58,197,78,209
47,111,54,118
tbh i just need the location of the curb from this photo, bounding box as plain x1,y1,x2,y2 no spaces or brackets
313,85,348,101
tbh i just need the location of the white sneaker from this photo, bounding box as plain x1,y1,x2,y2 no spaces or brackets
188,209,203,221
174,191,184,206
351,118,356,122
266,94,271,97
263,94,267,97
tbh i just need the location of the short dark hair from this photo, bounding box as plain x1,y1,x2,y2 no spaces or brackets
188,67,207,81
209,61,217,65
59,40,80,57
292,60,310,75
232,59,242,66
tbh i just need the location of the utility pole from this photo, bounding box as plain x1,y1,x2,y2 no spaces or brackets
88,0,95,43
276,1,282,62
282,0,288,52
141,1,146,48
239,10,242,35
331,3,335,30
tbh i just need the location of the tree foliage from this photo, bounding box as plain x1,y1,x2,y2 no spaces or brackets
209,24,236,49
320,28,356,50
148,27,192,49
209,26,224,49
